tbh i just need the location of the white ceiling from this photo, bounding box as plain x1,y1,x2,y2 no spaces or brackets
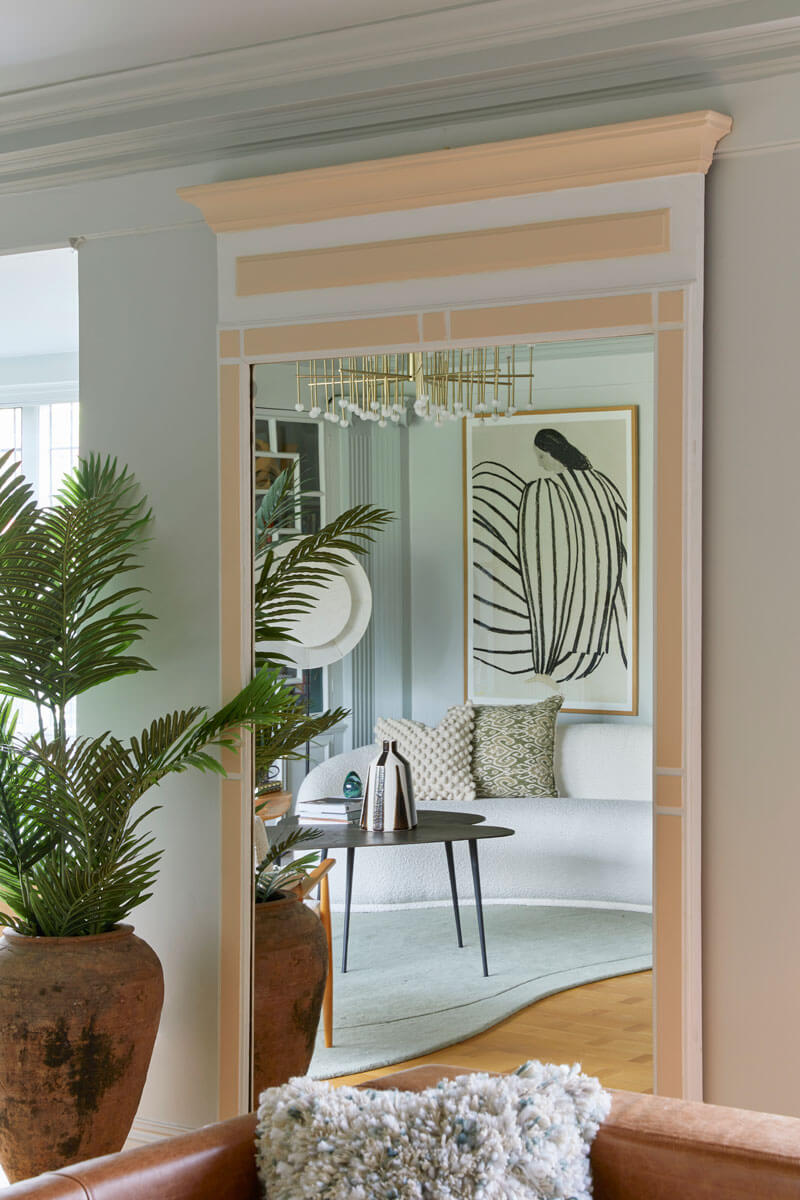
0,0,480,92
0,249,78,359
0,0,747,93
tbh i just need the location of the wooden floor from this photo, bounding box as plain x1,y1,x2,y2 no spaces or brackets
333,970,653,1093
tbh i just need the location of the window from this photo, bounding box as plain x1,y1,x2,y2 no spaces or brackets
254,408,325,714
0,407,22,463
0,399,79,738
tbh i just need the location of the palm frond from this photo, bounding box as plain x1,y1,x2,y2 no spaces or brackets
0,454,154,728
255,503,393,644
254,826,321,902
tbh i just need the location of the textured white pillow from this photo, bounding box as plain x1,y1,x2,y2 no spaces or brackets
375,703,475,804
256,1063,610,1200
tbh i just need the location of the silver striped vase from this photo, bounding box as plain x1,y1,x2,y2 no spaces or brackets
360,739,417,831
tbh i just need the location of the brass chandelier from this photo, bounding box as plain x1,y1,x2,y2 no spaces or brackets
294,347,535,428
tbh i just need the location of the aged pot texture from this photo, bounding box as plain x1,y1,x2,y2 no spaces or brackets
0,925,163,1182
253,894,327,1097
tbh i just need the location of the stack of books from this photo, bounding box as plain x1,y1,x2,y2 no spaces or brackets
296,797,362,826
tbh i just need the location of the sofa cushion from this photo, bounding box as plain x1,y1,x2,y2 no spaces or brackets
472,696,563,798
375,703,475,804
255,1062,609,1200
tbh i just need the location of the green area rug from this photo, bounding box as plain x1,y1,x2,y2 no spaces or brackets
309,904,651,1078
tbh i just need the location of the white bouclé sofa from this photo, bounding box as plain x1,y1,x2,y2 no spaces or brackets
297,722,653,910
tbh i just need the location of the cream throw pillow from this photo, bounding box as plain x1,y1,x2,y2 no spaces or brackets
375,703,475,804
256,1062,611,1200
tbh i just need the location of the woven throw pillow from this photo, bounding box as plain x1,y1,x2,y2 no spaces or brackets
472,695,563,798
375,703,475,804
256,1061,610,1200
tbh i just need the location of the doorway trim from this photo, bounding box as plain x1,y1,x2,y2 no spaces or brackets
182,109,731,1109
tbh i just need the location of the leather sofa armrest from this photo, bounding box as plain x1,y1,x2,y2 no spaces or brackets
592,1090,800,1200
51,1115,259,1200
3,1178,88,1199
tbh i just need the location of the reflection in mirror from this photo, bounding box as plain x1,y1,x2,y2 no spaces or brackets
250,336,654,1099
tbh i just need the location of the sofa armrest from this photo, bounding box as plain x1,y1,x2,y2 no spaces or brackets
37,1115,259,1200
590,1089,800,1200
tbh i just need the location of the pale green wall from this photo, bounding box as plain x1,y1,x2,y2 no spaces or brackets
78,225,222,1129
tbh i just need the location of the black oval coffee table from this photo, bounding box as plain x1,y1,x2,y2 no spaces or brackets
275,809,514,977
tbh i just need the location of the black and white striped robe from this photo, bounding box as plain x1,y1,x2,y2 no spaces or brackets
471,460,628,682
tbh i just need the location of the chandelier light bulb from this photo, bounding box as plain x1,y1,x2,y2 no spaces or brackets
294,402,305,412
308,406,321,418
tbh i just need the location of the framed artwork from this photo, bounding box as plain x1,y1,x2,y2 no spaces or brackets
465,406,638,714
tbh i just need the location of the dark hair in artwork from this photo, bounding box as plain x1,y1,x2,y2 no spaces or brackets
534,427,592,471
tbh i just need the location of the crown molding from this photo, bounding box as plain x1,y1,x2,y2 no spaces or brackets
0,6,792,195
0,0,756,133
179,113,731,233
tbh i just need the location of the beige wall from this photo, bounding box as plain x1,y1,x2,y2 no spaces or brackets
702,148,800,1114
1,68,799,1121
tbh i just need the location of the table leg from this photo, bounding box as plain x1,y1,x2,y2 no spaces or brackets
468,839,489,977
342,847,355,974
444,842,463,948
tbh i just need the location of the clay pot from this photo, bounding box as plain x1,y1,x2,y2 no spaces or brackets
0,925,163,1183
252,894,327,1099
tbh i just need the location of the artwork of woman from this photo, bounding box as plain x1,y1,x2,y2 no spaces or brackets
472,426,629,686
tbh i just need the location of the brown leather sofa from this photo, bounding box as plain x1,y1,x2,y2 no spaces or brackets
5,1065,800,1198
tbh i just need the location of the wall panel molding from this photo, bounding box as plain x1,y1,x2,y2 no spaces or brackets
235,210,670,297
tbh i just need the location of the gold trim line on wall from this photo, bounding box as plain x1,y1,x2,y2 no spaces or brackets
235,209,670,297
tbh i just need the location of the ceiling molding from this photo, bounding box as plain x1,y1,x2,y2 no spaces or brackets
0,6,794,194
180,113,730,232
0,0,759,132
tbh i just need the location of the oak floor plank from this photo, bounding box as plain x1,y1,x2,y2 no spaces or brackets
332,970,653,1093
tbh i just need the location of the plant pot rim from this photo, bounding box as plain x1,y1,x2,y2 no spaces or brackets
254,892,299,909
1,923,135,946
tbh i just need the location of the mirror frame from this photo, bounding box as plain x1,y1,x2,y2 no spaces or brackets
182,109,731,1113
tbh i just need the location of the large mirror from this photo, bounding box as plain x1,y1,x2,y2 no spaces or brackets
250,334,654,1096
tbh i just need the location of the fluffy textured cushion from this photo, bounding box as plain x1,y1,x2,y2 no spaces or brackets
256,1061,610,1200
472,696,563,799
375,703,475,804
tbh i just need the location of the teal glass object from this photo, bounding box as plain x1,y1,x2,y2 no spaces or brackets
342,770,362,799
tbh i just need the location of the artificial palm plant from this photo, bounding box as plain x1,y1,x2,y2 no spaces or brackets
0,451,330,938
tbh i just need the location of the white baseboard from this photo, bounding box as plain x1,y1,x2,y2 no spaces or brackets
332,898,653,913
124,1117,195,1149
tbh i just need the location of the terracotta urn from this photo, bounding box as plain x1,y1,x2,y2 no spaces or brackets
252,894,327,1099
0,925,164,1183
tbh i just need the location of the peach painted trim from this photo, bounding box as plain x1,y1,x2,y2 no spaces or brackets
654,812,684,1098
450,292,653,340
219,329,241,358
656,774,683,810
656,329,684,770
244,314,419,357
234,209,670,297
218,363,245,1120
422,311,447,341
658,290,685,323
179,111,731,232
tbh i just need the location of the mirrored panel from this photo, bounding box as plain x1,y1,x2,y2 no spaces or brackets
250,335,654,1096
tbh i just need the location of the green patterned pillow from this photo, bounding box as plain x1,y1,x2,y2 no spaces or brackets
472,697,563,798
